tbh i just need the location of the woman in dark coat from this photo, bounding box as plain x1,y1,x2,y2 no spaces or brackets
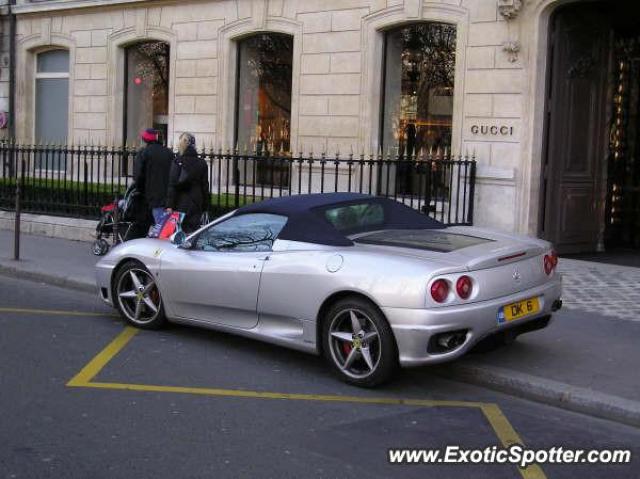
166,132,209,234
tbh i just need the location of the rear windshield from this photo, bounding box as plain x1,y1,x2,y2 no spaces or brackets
354,229,493,252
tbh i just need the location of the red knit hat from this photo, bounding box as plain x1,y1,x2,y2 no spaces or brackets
141,128,158,143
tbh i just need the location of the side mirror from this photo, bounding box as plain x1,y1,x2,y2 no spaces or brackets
171,231,187,246
172,231,194,249
172,231,186,246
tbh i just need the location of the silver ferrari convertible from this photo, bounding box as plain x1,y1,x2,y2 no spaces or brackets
96,193,562,387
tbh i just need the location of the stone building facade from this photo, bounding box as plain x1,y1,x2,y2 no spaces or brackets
0,1,10,128
5,0,640,253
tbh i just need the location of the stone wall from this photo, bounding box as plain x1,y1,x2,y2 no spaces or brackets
0,210,97,241
0,1,10,140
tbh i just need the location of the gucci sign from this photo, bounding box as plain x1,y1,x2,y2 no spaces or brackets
470,124,514,136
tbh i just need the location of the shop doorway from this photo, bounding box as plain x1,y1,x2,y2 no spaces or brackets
542,1,640,253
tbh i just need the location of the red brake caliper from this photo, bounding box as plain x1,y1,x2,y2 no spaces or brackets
342,341,352,356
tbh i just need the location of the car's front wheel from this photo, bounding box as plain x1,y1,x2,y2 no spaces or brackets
322,297,398,387
113,261,166,329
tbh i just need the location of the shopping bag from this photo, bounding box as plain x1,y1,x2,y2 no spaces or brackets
148,211,171,238
158,212,185,240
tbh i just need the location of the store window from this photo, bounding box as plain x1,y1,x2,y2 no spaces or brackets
381,23,456,158
124,41,170,145
35,49,70,144
235,33,293,155
35,49,69,169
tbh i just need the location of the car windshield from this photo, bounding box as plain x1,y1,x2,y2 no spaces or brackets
353,229,493,252
194,213,288,252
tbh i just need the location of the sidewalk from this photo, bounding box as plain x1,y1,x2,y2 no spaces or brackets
0,230,97,292
1,229,639,427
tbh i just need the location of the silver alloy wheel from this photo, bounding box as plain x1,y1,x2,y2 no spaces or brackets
116,268,161,325
328,308,381,379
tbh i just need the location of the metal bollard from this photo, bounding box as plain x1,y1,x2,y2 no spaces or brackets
13,158,23,260
112,192,119,246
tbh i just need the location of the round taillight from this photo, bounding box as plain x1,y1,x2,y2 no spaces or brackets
456,275,473,299
430,279,449,303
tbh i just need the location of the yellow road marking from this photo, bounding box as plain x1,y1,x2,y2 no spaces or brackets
67,327,138,386
482,403,547,479
68,326,547,479
0,307,116,318
74,380,487,408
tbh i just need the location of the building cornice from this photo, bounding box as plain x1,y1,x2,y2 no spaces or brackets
12,0,152,15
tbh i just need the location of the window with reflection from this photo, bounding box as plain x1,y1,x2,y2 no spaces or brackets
235,33,293,155
35,49,69,170
324,203,385,233
194,213,288,252
124,41,170,145
381,23,456,157
380,23,456,197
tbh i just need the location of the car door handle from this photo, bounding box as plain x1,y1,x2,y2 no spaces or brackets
258,255,271,261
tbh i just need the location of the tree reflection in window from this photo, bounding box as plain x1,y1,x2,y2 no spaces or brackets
235,33,293,156
381,23,457,159
381,22,457,198
194,213,288,252
125,41,170,146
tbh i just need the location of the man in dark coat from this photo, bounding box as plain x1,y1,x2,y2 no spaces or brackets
166,132,209,234
133,128,174,233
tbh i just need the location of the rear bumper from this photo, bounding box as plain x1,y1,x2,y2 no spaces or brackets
384,277,562,367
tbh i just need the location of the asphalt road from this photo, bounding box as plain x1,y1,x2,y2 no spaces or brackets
0,275,638,479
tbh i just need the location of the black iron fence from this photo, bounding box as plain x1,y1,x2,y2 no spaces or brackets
0,142,476,226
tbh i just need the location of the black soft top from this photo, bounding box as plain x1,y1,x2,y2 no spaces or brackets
234,193,445,246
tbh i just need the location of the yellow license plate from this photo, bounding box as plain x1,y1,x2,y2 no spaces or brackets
502,297,540,322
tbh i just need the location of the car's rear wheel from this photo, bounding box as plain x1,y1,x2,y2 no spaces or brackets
113,261,166,329
322,297,398,387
